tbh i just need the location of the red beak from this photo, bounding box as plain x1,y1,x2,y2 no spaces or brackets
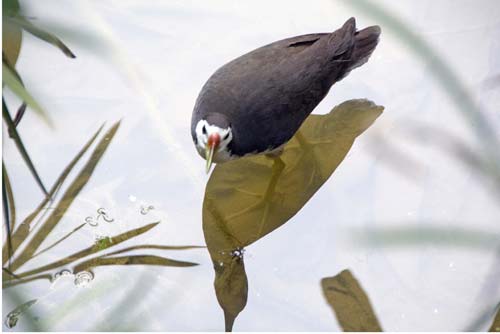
205,133,220,173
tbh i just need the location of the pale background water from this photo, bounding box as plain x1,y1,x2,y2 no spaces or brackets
2,0,500,331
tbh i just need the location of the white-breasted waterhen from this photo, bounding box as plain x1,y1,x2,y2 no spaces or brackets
191,18,380,173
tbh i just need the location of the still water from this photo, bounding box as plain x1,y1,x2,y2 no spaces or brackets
3,0,500,331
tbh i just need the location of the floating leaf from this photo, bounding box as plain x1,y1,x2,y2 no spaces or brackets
2,98,49,196
73,254,198,273
4,15,75,58
2,123,103,266
9,122,120,272
321,269,383,331
2,59,53,127
203,99,383,330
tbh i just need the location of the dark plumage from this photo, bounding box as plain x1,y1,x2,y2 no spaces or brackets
192,17,380,159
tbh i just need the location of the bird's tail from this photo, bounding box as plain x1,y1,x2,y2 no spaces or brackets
350,22,381,72
333,18,381,81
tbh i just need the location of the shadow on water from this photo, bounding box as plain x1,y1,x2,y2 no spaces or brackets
202,99,384,331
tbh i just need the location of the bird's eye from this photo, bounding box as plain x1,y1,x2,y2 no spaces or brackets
223,132,230,140
202,125,207,135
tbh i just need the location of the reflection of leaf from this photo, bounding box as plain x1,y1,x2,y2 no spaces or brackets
203,99,383,330
73,254,198,273
4,16,76,58
10,222,158,280
1,124,103,265
354,225,500,251
321,269,383,331
2,60,52,126
2,98,49,196
9,122,121,272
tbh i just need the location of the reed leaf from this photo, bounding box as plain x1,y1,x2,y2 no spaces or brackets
8,122,120,272
2,123,104,265
10,222,159,280
73,254,198,273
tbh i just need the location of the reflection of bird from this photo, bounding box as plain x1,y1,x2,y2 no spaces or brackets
191,17,380,172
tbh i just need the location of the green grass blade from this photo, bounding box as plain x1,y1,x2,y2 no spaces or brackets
2,59,53,127
8,121,121,272
2,98,49,196
5,16,76,58
11,222,159,280
73,254,198,273
2,123,104,265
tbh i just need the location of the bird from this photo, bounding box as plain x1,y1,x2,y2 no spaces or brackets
191,17,380,173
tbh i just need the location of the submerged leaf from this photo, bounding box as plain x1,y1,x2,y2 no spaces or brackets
203,99,383,330
321,269,383,331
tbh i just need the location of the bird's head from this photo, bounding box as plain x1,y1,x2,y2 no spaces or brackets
195,117,233,173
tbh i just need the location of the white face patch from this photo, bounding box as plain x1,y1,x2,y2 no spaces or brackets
195,120,233,163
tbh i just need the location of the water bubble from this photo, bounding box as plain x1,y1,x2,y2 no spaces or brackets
128,195,137,202
219,262,224,267
52,269,73,283
85,216,98,227
140,205,155,215
74,271,94,287
230,247,245,259
97,208,114,222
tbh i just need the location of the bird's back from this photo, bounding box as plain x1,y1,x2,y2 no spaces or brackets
192,18,380,156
